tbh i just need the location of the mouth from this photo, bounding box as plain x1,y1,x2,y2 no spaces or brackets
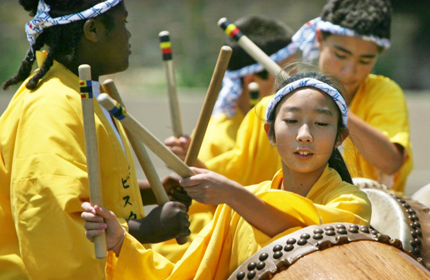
294,149,314,158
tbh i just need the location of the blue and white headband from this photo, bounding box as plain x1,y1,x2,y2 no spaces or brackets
266,78,348,127
212,43,296,118
288,17,391,61
25,0,122,50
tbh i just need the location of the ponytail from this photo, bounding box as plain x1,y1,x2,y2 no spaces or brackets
328,148,353,184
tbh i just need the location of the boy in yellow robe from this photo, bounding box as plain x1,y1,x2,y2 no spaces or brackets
82,71,371,279
170,0,413,193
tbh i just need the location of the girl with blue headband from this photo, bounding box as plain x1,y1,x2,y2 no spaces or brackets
201,0,412,193
81,70,371,279
0,1,188,278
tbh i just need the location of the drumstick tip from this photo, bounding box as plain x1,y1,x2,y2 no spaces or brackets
159,30,170,38
217,17,228,28
220,45,233,53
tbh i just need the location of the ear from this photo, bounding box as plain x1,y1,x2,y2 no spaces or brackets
82,19,102,43
264,123,275,144
315,29,323,51
335,127,349,147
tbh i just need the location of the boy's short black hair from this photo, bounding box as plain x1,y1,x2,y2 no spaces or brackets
3,0,116,90
226,15,294,75
320,0,392,40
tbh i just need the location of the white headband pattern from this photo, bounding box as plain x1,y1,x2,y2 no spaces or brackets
25,0,122,50
212,43,296,117
288,17,391,61
266,78,348,127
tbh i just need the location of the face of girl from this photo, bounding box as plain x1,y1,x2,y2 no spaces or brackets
273,88,341,177
317,33,379,103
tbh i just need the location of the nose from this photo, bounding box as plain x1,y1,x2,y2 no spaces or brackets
296,124,313,143
340,61,357,81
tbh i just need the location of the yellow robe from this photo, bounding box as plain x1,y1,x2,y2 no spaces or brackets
205,74,412,192
0,52,146,279
198,110,244,162
111,166,371,279
152,110,244,262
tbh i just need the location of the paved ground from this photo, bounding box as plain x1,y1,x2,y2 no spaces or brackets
1,89,428,196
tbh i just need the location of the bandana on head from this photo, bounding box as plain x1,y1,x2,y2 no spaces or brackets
266,78,348,127
286,17,391,61
212,43,296,118
25,0,122,51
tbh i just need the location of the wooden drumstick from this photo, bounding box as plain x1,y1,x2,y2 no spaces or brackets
79,65,107,259
184,46,232,166
248,82,260,108
102,80,187,245
218,18,286,78
97,93,195,178
159,31,183,137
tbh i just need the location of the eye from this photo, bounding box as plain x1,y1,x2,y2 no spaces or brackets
284,119,297,124
359,59,372,65
334,52,346,59
315,122,329,127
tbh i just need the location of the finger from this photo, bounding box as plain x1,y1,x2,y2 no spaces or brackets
164,136,180,146
179,175,208,187
172,201,187,212
81,202,96,214
81,212,104,223
93,205,117,221
84,222,107,231
189,167,210,174
86,229,105,241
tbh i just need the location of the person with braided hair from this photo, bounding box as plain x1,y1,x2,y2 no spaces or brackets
0,0,187,279
181,0,412,193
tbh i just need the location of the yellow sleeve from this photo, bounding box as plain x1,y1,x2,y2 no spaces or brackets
205,97,281,186
251,188,370,246
111,233,174,280
198,111,244,162
9,93,105,279
348,75,413,192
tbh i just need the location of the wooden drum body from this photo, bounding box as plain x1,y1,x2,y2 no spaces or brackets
228,223,429,280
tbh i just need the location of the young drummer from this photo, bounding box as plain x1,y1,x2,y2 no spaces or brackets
166,15,295,163
200,0,412,192
82,71,371,279
0,1,187,279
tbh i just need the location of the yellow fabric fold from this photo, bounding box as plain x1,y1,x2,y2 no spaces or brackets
113,166,371,279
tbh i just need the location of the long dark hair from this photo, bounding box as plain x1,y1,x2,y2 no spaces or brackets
3,0,115,91
266,70,353,184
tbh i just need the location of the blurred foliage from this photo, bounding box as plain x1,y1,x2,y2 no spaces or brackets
0,0,429,91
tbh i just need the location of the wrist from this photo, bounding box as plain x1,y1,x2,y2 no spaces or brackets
108,227,126,256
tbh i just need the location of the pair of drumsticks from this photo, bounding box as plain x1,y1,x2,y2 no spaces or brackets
81,17,285,259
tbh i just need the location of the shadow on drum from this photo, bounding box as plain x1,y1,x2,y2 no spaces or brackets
228,223,429,280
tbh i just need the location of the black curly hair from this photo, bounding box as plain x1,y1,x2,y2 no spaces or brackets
227,15,294,80
266,70,352,184
2,0,116,91
320,0,392,41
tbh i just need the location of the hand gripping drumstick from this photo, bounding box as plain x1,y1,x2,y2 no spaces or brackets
159,31,183,137
184,46,232,166
97,93,195,179
102,80,188,245
79,65,107,259
218,18,286,78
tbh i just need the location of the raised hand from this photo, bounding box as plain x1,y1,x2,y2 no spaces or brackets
164,135,191,161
